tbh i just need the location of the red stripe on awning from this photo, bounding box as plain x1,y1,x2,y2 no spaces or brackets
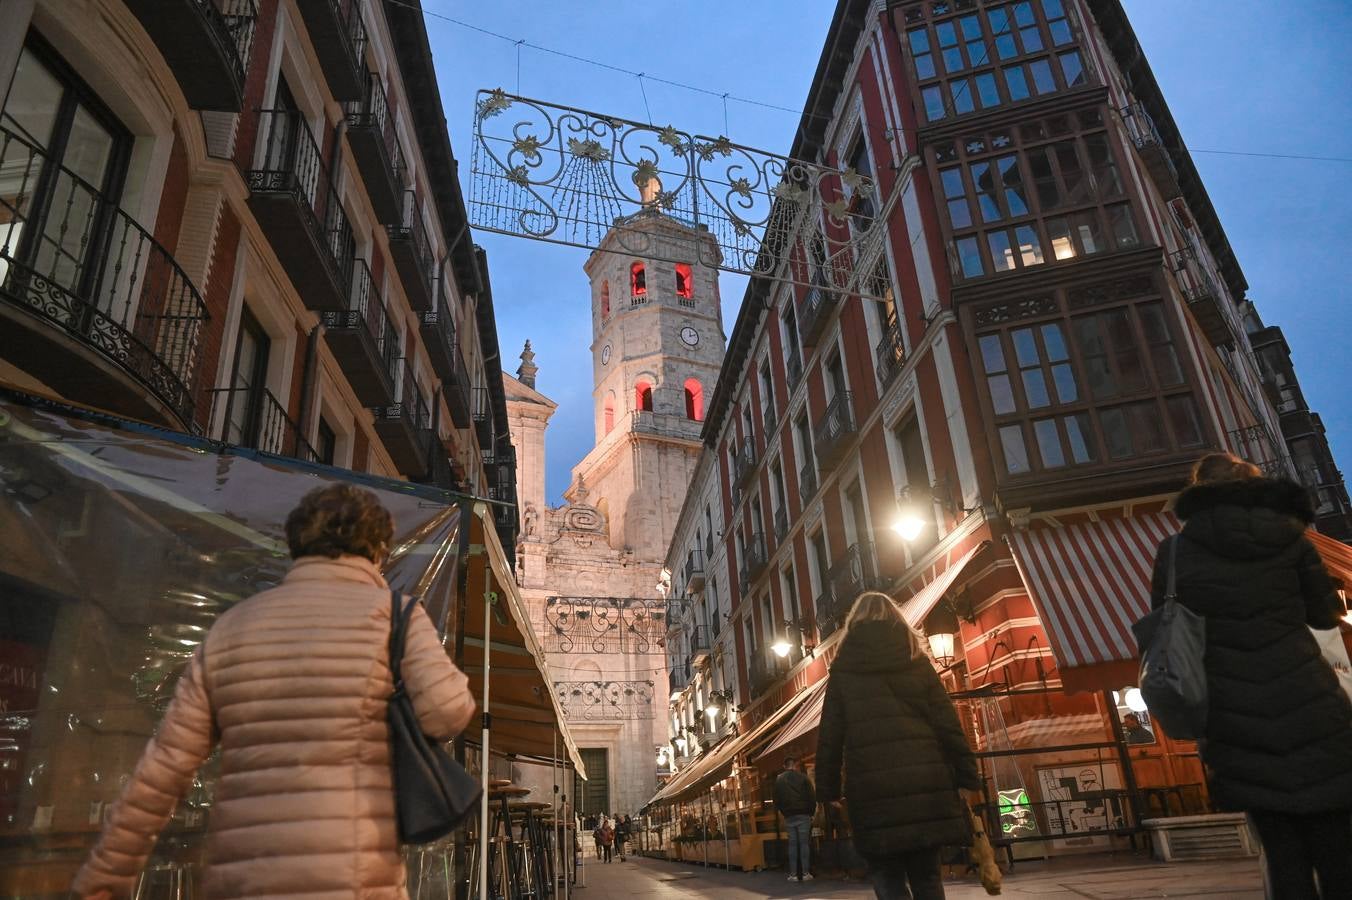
1310,530,1352,591
1008,512,1178,673
898,543,985,627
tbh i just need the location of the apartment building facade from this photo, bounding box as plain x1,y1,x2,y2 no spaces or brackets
655,0,1350,844
0,0,517,547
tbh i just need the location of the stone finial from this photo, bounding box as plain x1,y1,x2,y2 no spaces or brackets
518,339,539,388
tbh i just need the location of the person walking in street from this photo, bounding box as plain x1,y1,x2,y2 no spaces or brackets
773,755,817,882
600,818,615,863
615,814,629,861
816,592,981,900
592,822,604,860
1152,453,1352,898
71,484,477,899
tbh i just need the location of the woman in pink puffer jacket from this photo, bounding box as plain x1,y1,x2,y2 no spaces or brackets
73,484,477,899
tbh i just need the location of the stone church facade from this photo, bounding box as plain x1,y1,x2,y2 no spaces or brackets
505,209,726,816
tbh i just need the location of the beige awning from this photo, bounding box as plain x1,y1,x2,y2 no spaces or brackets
755,677,829,760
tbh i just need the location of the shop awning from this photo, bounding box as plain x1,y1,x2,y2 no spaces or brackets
461,502,586,774
1311,530,1352,592
755,677,829,760
646,682,819,807
1007,512,1177,694
898,543,986,627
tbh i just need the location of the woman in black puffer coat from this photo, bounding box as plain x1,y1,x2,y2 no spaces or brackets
1153,453,1352,898
816,592,980,900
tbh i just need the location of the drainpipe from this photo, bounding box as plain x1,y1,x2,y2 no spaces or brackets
297,323,323,439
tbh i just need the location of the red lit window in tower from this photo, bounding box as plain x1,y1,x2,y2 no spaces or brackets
684,378,704,421
631,262,647,296
675,263,693,299
601,281,610,318
636,381,654,412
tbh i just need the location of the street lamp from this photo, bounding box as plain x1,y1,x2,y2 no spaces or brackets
892,485,929,542
675,735,688,753
771,638,793,658
928,632,956,668
772,619,815,659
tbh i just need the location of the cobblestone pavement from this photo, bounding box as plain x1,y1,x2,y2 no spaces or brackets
569,852,1263,899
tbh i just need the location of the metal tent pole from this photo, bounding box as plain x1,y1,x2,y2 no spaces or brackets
478,586,494,900
553,731,560,898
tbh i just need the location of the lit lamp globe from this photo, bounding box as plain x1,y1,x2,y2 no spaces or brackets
675,736,687,753
893,513,925,542
706,704,720,720
1124,688,1148,713
928,632,956,667
771,639,793,658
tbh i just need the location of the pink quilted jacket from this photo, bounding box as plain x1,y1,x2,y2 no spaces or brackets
72,555,476,899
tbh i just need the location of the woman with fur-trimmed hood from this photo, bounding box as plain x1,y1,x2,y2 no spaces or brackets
1154,452,1352,897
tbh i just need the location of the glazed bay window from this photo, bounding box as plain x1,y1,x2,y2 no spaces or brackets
899,0,1087,124
937,110,1141,280
973,286,1205,477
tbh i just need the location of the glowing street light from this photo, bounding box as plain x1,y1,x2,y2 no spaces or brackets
771,638,793,658
892,513,926,541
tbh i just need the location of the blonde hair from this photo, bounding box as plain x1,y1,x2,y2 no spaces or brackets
845,591,927,659
1191,451,1261,486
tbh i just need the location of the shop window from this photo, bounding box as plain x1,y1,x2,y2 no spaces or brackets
684,378,704,421
675,264,693,300
630,261,646,297
635,380,653,412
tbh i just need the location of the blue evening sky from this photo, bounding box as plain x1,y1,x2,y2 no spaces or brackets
425,0,1352,504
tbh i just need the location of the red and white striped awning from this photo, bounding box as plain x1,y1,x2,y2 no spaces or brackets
755,677,829,760
1007,512,1179,682
1311,530,1352,592
898,543,986,627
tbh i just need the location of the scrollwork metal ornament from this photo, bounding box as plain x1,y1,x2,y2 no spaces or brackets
543,596,668,654
553,680,655,720
470,89,899,300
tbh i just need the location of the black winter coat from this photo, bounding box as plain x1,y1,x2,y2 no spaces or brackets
814,619,980,859
1154,477,1352,815
773,769,817,817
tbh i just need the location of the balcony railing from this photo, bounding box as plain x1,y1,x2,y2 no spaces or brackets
748,652,788,699
0,124,208,428
208,386,318,462
799,457,818,505
632,409,703,440
386,191,435,310
876,319,906,387
321,259,398,406
248,109,353,311
684,550,706,592
345,70,405,224
813,391,858,468
472,386,494,448
1170,247,1234,348
295,0,368,101
738,532,769,593
813,585,844,639
827,541,881,625
799,281,840,347
125,0,258,111
373,359,433,475
733,441,758,489
1119,102,1182,200
689,625,711,663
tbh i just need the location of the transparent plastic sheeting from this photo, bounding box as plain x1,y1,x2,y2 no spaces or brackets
0,397,464,891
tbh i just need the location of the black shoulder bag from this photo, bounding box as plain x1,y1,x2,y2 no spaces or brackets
388,590,482,844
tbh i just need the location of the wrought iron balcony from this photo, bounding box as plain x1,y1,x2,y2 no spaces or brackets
1170,247,1234,348
733,441,758,489
684,550,706,593
813,391,858,469
124,0,257,111
828,541,882,621
374,358,433,476
483,445,517,491
1119,103,1182,200
321,260,397,406
875,318,906,387
799,457,819,505
785,349,804,392
631,410,703,440
295,0,368,101
738,532,769,593
247,110,353,311
773,505,789,545
208,386,318,462
748,652,789,699
0,124,208,430
487,484,518,529
419,281,460,388
472,386,494,448
689,625,711,665
799,281,840,347
445,342,473,428
813,585,843,639
346,70,405,224
386,191,435,310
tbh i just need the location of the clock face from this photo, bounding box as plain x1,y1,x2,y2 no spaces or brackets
601,344,612,365
680,326,700,347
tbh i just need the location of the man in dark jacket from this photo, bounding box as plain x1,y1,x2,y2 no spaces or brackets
1155,460,1352,896
773,756,817,881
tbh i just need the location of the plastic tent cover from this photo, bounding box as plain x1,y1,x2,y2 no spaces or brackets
0,394,579,862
